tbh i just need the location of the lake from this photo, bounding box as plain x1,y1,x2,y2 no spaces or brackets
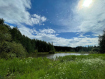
37,53,88,59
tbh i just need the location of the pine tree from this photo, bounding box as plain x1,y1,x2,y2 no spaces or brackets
99,30,105,53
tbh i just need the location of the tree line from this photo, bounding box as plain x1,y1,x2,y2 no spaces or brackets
0,18,105,59
55,31,105,53
54,46,99,53
10,27,55,53
0,18,55,58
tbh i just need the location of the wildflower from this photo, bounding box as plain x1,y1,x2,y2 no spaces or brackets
80,58,105,65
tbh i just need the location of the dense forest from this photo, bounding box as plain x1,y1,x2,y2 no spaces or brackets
54,46,99,53
0,18,55,58
10,27,55,53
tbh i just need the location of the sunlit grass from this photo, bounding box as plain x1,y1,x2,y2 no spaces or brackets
0,54,105,79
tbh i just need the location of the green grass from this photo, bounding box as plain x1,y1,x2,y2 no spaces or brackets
0,54,105,79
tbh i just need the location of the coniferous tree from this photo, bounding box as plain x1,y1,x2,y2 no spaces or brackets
0,18,27,58
0,18,4,25
99,30,105,53
0,18,55,55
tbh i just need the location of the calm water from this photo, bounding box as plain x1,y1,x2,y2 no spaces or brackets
37,53,88,59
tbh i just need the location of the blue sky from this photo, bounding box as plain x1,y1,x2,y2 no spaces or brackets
0,0,105,47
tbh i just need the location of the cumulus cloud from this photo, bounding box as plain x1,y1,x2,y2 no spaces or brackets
0,0,47,26
39,29,56,34
0,0,100,47
48,35,98,47
18,25,35,38
31,14,47,25
37,33,98,47
77,0,105,34
18,26,98,47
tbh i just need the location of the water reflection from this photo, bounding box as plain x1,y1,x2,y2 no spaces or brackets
37,53,88,59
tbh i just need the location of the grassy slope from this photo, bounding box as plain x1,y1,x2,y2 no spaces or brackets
0,54,105,79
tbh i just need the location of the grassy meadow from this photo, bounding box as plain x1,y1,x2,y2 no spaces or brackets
0,54,105,79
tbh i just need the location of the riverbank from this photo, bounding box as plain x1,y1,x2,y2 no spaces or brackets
26,52,88,58
37,52,89,59
55,52,75,53
0,54,105,79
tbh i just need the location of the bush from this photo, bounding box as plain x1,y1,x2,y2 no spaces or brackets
9,42,27,58
0,52,9,59
0,41,27,59
92,48,100,52
49,50,55,54
34,49,38,53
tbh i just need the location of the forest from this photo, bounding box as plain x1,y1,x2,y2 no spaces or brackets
0,18,55,58
54,46,99,52
0,18,105,59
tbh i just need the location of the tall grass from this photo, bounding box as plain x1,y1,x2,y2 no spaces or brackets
0,54,105,79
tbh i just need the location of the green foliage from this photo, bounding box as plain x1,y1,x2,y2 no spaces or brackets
91,48,99,52
99,30,105,53
0,18,4,25
0,18,27,58
49,50,55,54
8,42,27,58
34,49,38,53
10,27,55,53
0,24,11,42
0,24,12,58
10,27,22,43
0,41,27,59
70,49,75,52
54,46,95,53
57,55,77,62
0,54,105,79
0,18,55,58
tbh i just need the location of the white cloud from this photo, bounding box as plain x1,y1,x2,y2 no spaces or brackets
55,0,105,35
18,25,35,38
10,26,14,29
76,0,105,33
41,17,47,22
49,36,98,47
0,0,47,26
32,14,47,25
33,14,41,19
0,0,100,47
18,26,98,47
39,29,56,34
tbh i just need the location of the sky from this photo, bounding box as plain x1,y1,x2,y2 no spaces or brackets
0,0,105,47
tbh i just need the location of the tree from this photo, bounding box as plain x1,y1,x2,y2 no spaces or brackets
0,41,27,59
0,25,11,42
10,27,22,42
0,18,4,25
99,30,105,53
0,18,55,55
0,19,11,42
0,19,26,58
0,20,11,54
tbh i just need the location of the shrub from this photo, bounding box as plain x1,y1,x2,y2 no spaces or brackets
9,42,27,58
49,50,55,54
0,41,27,59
